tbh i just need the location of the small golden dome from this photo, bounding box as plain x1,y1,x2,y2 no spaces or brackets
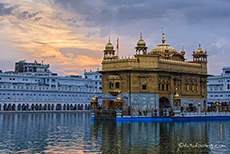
137,31,146,47
196,41,203,54
116,95,122,102
105,35,114,50
198,102,201,106
90,95,98,102
180,46,185,56
137,38,146,47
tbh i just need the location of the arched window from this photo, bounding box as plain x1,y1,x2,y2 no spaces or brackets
115,82,120,89
142,85,147,90
109,82,113,89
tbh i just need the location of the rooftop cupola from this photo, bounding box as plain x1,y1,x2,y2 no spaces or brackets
196,41,203,54
135,31,148,55
103,35,117,60
192,41,208,62
180,46,185,56
105,35,114,50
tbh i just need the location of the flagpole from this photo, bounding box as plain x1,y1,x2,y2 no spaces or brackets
117,37,119,57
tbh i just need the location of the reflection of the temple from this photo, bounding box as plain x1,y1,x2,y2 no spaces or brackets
91,121,218,153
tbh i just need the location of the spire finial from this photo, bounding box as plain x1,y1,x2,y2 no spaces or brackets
161,27,165,43
162,33,165,43
182,46,184,50
140,31,142,38
199,41,201,47
109,35,110,43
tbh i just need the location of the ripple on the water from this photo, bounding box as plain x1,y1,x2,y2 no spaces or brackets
0,113,230,153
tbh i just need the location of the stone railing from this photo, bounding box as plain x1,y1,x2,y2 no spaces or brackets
102,57,137,63
175,112,230,117
159,59,202,67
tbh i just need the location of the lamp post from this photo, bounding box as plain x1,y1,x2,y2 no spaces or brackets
216,102,219,113
115,91,123,118
198,102,201,114
219,102,222,112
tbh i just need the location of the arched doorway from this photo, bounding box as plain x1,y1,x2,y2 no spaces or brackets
102,100,116,110
8,104,12,111
22,104,26,110
159,97,169,109
74,104,77,110
39,104,42,110
35,104,38,110
4,104,7,111
12,104,16,111
48,104,51,110
44,104,47,110
31,104,34,110
26,104,29,110
18,104,21,110
56,104,62,110
51,104,54,110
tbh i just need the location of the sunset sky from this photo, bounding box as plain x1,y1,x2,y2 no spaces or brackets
0,0,230,75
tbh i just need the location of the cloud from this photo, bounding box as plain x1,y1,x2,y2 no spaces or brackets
0,3,15,16
59,48,103,59
0,0,230,76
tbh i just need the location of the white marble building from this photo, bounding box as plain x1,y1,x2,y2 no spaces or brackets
207,67,230,105
0,60,102,111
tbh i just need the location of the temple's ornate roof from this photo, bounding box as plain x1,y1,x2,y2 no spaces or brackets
148,33,184,61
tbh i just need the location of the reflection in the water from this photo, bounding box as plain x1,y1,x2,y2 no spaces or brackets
0,113,229,153
91,120,230,153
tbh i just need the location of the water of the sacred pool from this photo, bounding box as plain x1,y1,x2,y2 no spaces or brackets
0,113,229,153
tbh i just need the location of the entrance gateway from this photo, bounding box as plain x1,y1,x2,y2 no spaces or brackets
159,97,169,108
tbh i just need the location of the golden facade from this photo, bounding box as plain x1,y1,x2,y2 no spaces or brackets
99,32,208,111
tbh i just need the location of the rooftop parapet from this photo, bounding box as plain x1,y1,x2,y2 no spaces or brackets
159,59,202,67
102,56,137,63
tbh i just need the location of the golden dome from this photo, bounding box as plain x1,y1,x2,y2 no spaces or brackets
137,31,146,47
115,95,122,102
105,35,114,50
150,44,178,54
196,41,203,54
137,38,146,47
149,33,180,55
90,94,98,102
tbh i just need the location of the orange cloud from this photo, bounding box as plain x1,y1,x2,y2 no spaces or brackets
0,0,106,75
